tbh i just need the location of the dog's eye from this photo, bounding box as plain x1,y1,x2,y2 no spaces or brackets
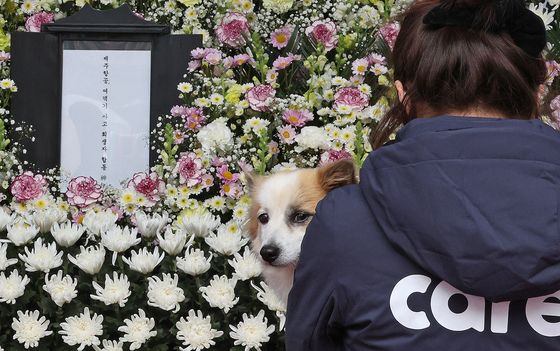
258,213,269,224
292,211,311,224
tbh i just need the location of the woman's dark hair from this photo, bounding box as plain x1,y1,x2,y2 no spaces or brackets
370,0,548,149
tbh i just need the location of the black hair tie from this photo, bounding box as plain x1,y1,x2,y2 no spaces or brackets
423,1,547,58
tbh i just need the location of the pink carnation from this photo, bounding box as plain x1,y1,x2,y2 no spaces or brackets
282,109,313,127
334,87,369,112
25,12,54,33
380,22,401,50
174,152,206,186
246,84,276,112
320,149,353,166
10,171,47,202
66,176,102,208
127,172,165,207
216,12,250,48
305,20,338,51
270,26,293,49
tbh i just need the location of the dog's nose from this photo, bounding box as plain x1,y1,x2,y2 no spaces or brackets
260,245,280,263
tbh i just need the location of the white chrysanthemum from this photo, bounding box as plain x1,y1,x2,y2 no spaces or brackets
59,307,103,351
147,273,185,312
93,340,124,351
205,225,249,256
200,275,239,313
118,309,157,350
101,226,141,264
228,247,262,281
122,247,164,274
294,126,330,152
0,270,30,304
157,227,192,256
0,242,18,270
176,310,223,351
7,220,39,246
0,207,15,231
529,2,555,30
18,238,63,273
11,310,53,349
229,310,275,351
82,209,118,237
175,209,221,237
91,272,131,307
134,211,168,238
178,82,193,93
196,118,234,155
31,207,67,233
262,0,294,13
68,245,106,275
251,281,286,313
176,247,212,276
43,270,78,307
51,221,86,247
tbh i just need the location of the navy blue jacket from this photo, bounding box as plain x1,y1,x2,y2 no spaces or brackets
286,116,560,350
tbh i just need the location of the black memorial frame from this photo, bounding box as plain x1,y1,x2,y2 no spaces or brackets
10,4,202,172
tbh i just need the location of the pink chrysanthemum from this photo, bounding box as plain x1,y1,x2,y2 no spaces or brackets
216,12,250,48
270,26,293,49
201,174,214,189
367,53,386,65
352,58,370,76
277,125,296,144
217,165,240,184
204,48,223,65
173,130,185,144
191,48,206,60
272,54,300,70
546,60,560,85
170,105,189,117
232,54,253,66
183,107,206,130
0,51,10,62
220,182,242,199
282,109,313,127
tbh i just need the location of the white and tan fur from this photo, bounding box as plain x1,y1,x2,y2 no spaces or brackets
246,160,357,303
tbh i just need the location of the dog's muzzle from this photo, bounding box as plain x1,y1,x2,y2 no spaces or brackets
260,245,280,264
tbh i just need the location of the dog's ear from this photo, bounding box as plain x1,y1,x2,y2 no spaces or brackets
243,171,258,193
318,159,357,192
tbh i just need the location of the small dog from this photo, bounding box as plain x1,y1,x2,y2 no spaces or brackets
246,159,357,303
